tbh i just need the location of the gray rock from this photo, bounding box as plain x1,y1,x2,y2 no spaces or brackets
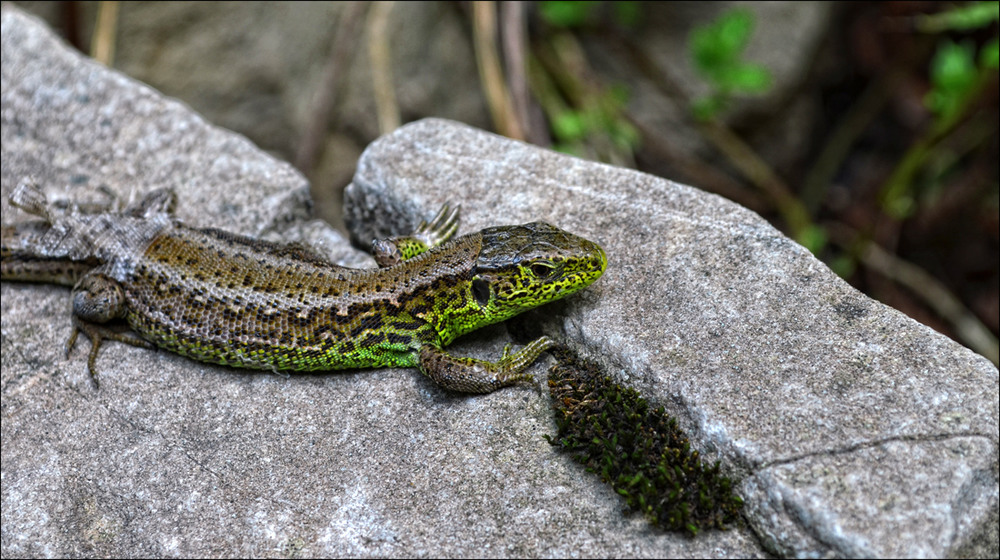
345,118,999,558
2,6,764,558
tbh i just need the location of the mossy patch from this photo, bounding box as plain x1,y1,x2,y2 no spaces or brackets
544,345,743,535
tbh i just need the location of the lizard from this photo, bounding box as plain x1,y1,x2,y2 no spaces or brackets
1,180,606,393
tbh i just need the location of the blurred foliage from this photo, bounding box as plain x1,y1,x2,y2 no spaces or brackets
537,0,600,28
983,36,1000,67
881,1,999,220
926,40,983,119
531,1,642,163
522,1,997,363
923,2,999,120
538,0,640,29
688,8,773,121
915,1,998,32
550,85,639,159
530,5,641,166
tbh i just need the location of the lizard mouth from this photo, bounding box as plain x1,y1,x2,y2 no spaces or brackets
594,243,608,275
556,240,607,297
575,240,607,281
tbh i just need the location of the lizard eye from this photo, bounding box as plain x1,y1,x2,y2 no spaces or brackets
530,262,556,280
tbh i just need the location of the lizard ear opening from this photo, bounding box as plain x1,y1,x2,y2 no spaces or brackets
471,277,491,307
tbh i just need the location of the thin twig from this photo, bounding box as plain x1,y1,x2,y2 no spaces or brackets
294,1,370,174
799,35,934,215
912,116,998,231
527,52,572,123
90,1,119,67
531,33,635,166
697,121,811,236
799,70,895,214
500,1,543,145
472,1,524,140
367,1,399,135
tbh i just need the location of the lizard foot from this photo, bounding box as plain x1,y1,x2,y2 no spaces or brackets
66,317,154,388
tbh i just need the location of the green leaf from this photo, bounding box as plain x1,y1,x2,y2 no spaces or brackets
538,1,600,28
925,40,978,117
552,111,589,142
715,8,754,55
690,11,747,72
610,121,640,151
691,95,726,121
933,40,978,90
690,27,722,73
722,64,772,93
689,7,772,104
796,224,828,255
885,194,916,220
691,8,755,71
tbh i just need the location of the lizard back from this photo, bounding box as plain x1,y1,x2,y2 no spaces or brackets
124,223,483,370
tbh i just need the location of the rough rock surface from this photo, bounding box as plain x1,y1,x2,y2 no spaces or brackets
345,120,1000,558
2,6,764,558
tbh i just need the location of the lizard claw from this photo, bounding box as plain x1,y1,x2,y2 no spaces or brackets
66,316,154,388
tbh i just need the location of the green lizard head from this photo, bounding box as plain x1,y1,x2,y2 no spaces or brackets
469,222,607,326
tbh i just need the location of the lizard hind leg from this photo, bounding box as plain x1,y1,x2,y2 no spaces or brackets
9,178,53,222
67,272,152,387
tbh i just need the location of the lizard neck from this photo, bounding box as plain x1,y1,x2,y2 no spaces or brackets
369,232,485,346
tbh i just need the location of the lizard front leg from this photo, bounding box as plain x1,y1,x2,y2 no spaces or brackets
67,271,153,386
418,336,554,393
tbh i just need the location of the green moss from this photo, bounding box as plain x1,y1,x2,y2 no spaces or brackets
544,346,743,535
